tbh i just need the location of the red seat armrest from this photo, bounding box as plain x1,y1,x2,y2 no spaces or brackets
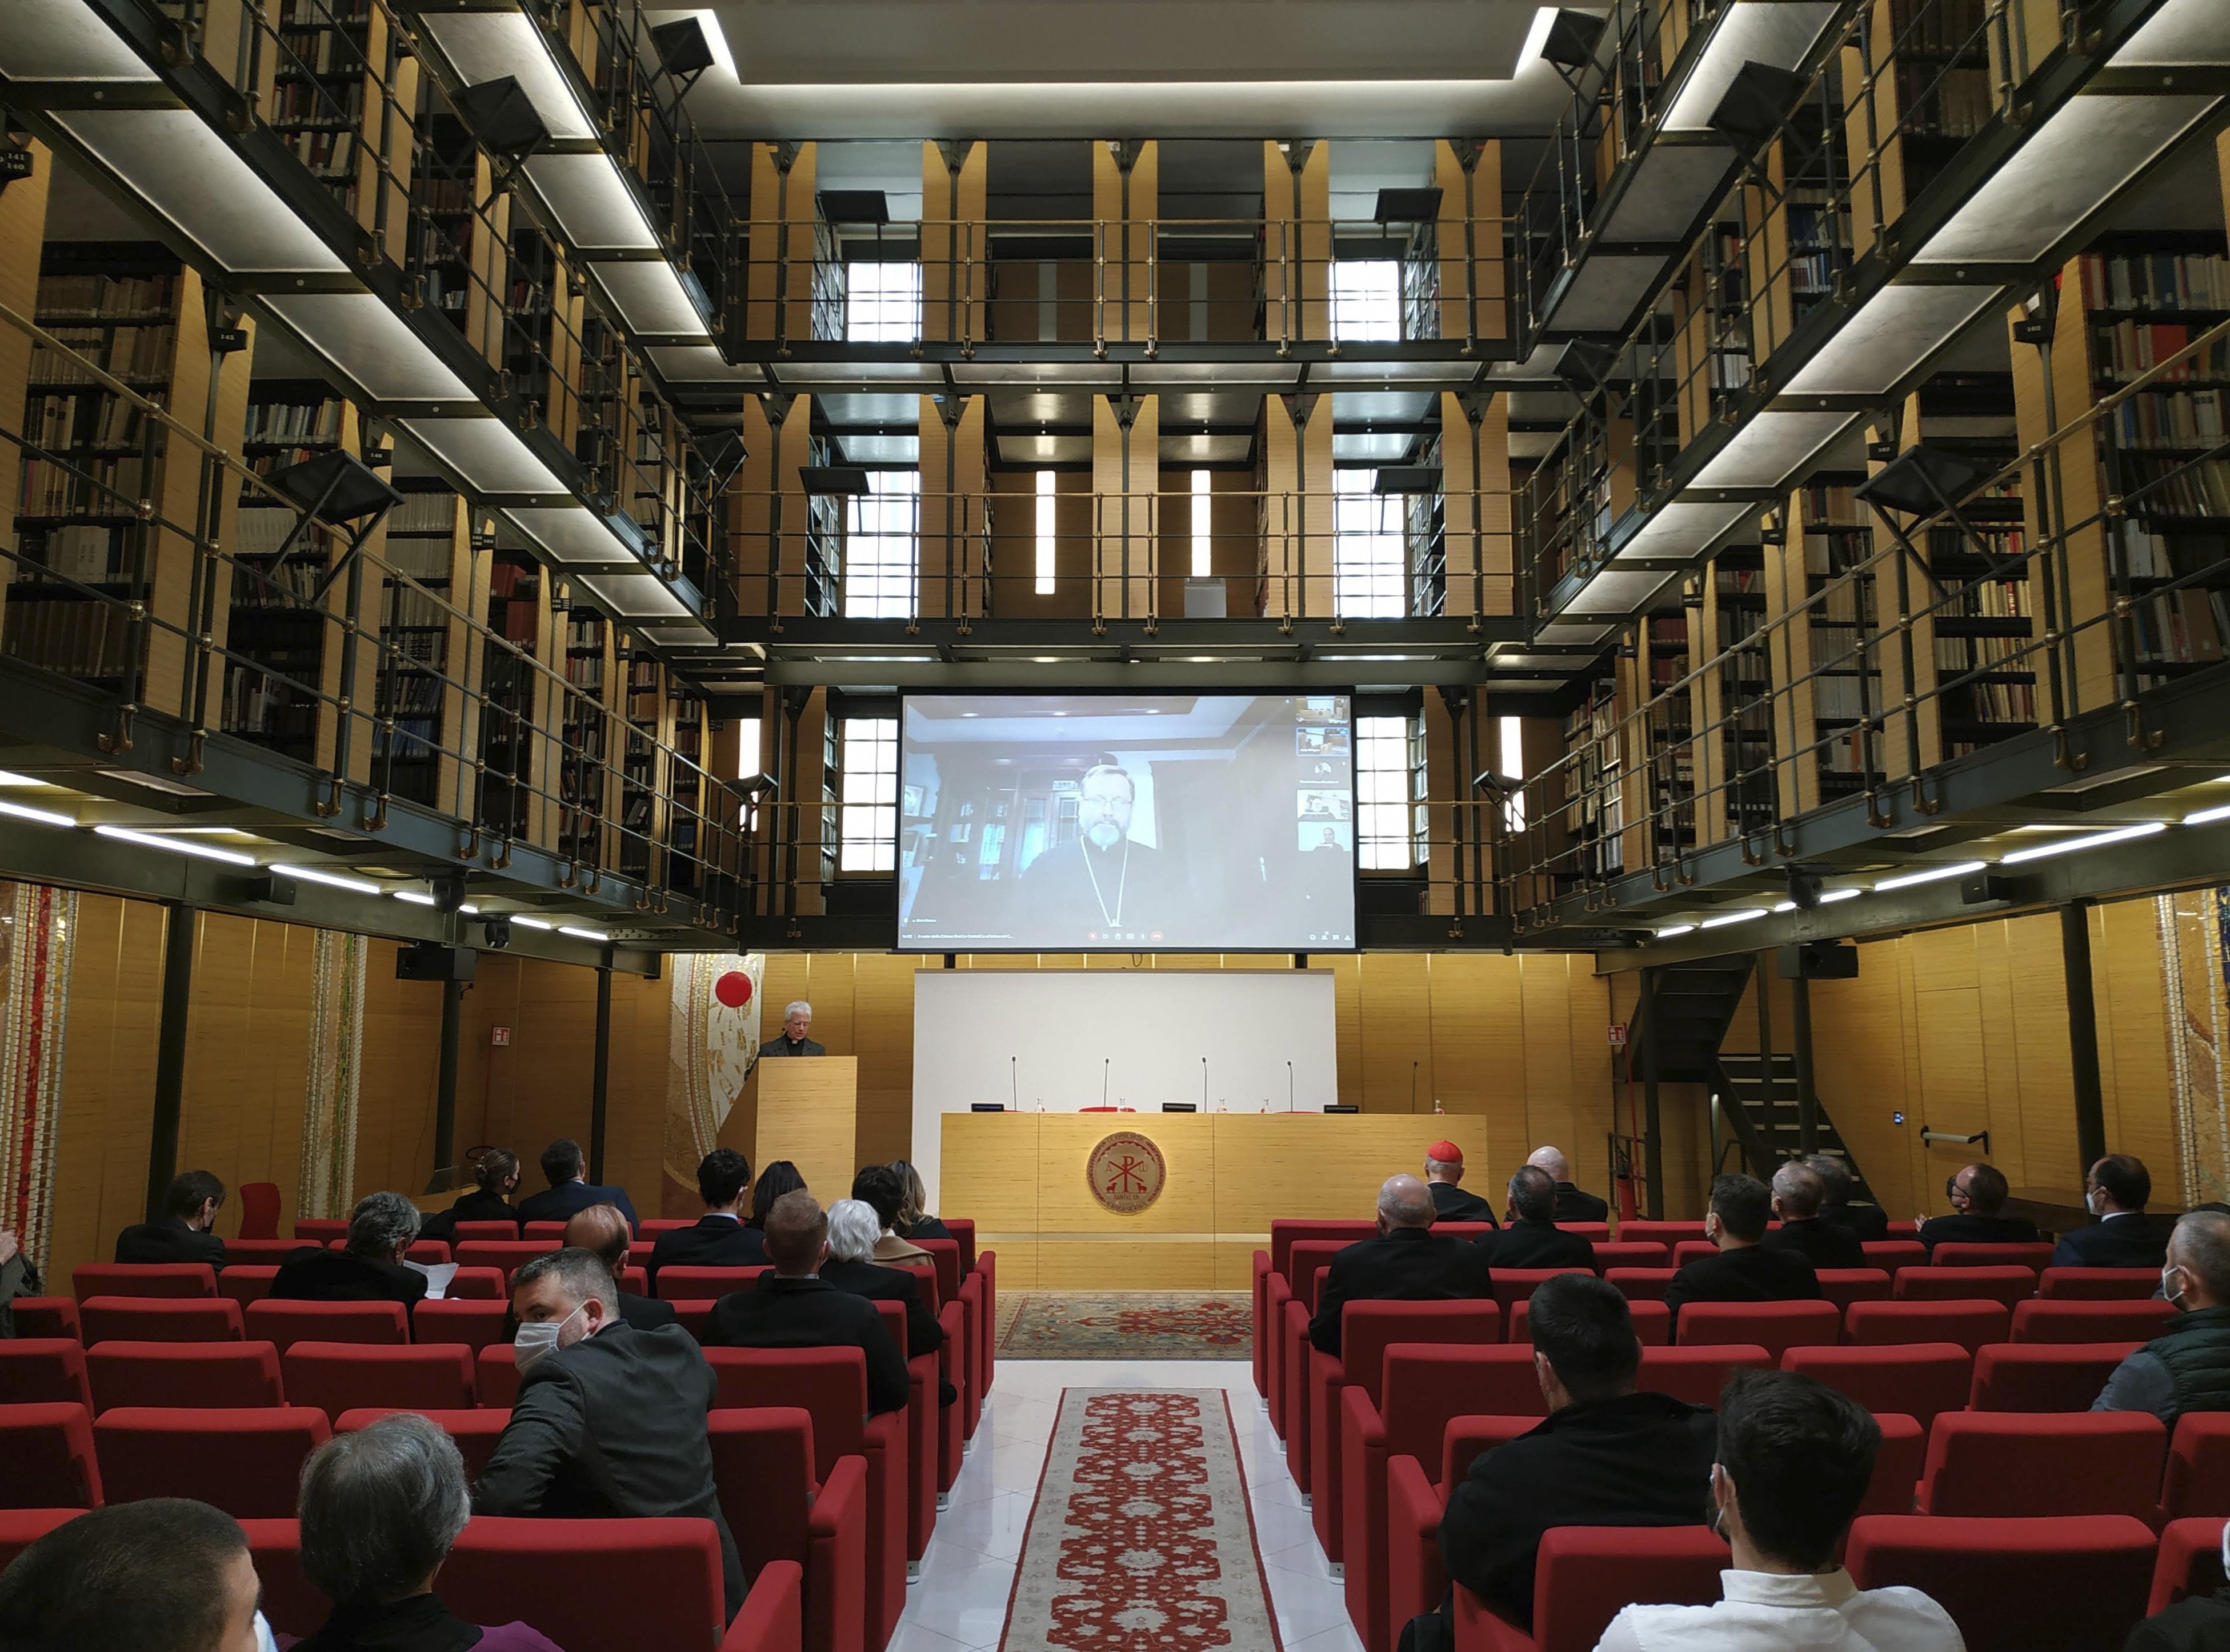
719,1559,803,1652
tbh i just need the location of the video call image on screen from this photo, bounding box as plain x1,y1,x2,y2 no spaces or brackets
898,694,1356,952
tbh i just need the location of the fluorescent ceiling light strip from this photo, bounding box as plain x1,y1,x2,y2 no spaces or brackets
391,890,438,906
1997,821,2167,863
1700,909,1767,929
0,770,55,788
510,915,555,930
271,864,383,895
558,926,608,942
1771,900,1796,913
1873,860,1986,891
1819,887,1862,904
94,824,257,865
0,797,76,828
2185,803,2230,827
1655,924,1697,938
459,904,481,916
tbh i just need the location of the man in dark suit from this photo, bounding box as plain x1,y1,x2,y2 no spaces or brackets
757,1001,826,1058
1307,1175,1495,1357
2053,1153,2170,1269
1917,1162,2040,1251
114,1171,229,1268
515,1138,639,1229
1428,1274,1716,1640
1762,1161,1866,1270
646,1149,767,1283
1424,1141,1498,1226
478,1247,745,1622
1483,1166,1597,1270
1663,1173,1820,1321
269,1191,427,1309
565,1202,677,1331
1527,1146,1611,1225
824,1198,942,1358
702,1191,910,1416
1809,1153,1889,1244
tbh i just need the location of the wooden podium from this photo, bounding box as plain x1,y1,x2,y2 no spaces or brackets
746,1057,858,1203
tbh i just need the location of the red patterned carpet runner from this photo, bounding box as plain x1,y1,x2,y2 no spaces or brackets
1000,1389,1282,1651
996,1292,1252,1360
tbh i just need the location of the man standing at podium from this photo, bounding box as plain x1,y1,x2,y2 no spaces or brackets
760,1001,824,1058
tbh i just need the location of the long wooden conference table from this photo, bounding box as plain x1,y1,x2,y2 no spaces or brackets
941,1110,1494,1290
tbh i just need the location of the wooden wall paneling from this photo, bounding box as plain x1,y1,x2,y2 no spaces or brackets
919,139,987,346
1261,140,1330,343
177,913,317,1233
2004,917,2076,1191
356,939,447,1204
854,951,925,1167
1326,953,1364,1107
1967,919,2035,1193
744,143,818,343
46,895,164,1281
1438,392,1515,619
1518,954,1582,1171
942,1112,1040,1286
1091,394,1159,622
916,396,987,619
2095,897,2181,1187
1358,954,1434,1110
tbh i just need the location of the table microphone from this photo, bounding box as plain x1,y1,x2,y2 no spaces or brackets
1202,1055,1208,1110
1410,1060,1419,1111
1102,1057,1111,1109
1011,1055,1019,1111
1287,1061,1295,1111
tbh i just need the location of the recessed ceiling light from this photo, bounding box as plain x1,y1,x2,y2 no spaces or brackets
2186,803,2230,827
1998,822,2166,863
271,865,383,895
1700,908,1767,929
1655,924,1696,938
0,770,55,789
511,915,555,930
0,797,75,829
1873,861,1985,891
1819,888,1862,904
558,926,607,942
391,890,438,906
93,825,255,865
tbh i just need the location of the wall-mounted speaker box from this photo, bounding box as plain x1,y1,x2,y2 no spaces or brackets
397,942,476,983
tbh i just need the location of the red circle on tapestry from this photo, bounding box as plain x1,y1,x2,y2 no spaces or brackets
714,970,753,1008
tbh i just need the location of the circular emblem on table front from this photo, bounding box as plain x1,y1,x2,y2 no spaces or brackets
1087,1131,1167,1215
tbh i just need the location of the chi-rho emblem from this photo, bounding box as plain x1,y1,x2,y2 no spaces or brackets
1087,1131,1166,1214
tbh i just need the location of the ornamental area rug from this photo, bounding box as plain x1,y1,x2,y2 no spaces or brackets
998,1389,1282,1652
996,1292,1251,1361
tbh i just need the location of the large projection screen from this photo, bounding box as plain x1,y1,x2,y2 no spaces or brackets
898,693,1356,952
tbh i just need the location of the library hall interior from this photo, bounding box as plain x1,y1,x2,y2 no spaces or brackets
17,1,2230,1651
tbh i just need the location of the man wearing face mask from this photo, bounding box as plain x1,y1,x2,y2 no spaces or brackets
0,1497,273,1652
475,1246,746,1621
2093,1210,2230,1425
1016,759,1187,944
2053,1153,2171,1269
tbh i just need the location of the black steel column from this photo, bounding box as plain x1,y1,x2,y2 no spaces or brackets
1642,967,1664,1220
1791,971,1819,1156
2063,899,2108,1176
145,902,195,1222
590,966,613,1183
433,978,463,1183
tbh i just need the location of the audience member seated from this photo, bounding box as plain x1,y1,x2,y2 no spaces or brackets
421,1149,522,1243
1528,1145,1610,1224
294,1414,564,1651
1483,1166,1595,1269
742,1160,806,1234
1418,1273,1716,1644
853,1165,933,1264
566,1203,678,1330
646,1149,766,1279
1917,1162,2040,1251
889,1161,952,1242
1808,1153,1889,1245
2125,1521,2230,1651
0,1498,266,1652
1761,1161,1866,1270
1,1225,43,1338
823,1198,943,1358
477,1248,744,1620
1595,1370,1962,1651
1663,1174,1821,1321
2054,1154,2171,1270
701,1191,910,1417
271,1191,428,1309
114,1169,229,1267
1423,1140,1498,1226
1307,1174,1495,1357
515,1138,639,1229
2095,1209,2230,1423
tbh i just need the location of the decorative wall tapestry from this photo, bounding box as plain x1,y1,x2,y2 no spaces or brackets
663,953,764,1199
0,881,75,1271
298,929,366,1221
2159,887,2230,1207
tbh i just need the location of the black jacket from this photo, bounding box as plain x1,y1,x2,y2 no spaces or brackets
1821,1202,1891,1244
475,1321,744,1622
1917,1210,2040,1250
2127,1589,2230,1651
292,1591,542,1652
1307,1227,1496,1356
1761,1217,1866,1271
646,1215,768,1281
702,1275,910,1417
515,1181,639,1229
758,1035,826,1058
896,1215,952,1242
419,1189,519,1243
269,1249,426,1309
1428,1182,1499,1226
618,1291,678,1331
1483,1219,1596,1272
2053,1213,2170,1270
820,1257,942,1357
113,1219,227,1269
1439,1391,1719,1631
1553,1183,1611,1225
1662,1243,1820,1319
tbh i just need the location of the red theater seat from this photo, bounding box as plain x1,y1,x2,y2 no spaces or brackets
283,1342,476,1421
0,1509,83,1571
1780,1343,1972,1426
1846,1514,2155,1652
1813,1268,1894,1310
0,1341,92,1409
1491,1269,1591,1311
293,1220,349,1242
245,1299,409,1353
1605,1268,1676,1303
2012,1298,2176,1343
454,1241,560,1273
438,1516,738,1652
657,1265,768,1302
709,1408,870,1652
1614,1221,1708,1247
80,1295,243,1345
71,1263,215,1301
1507,1297,1669,1346
0,1403,101,1508
1384,1417,1541,1652
1673,1301,1840,1364
521,1222,570,1241
1588,1242,1669,1270
1918,1411,2168,1519
86,1341,284,1411
337,1407,510,1479
476,1344,520,1408
870,1298,937,1571
1933,1242,2057,1271
453,1221,522,1242
218,1268,282,1308
7,1298,78,1341
2165,1414,2230,1522
236,1183,282,1241
636,1219,696,1238
1894,1265,2036,1308
1861,1241,1928,1271
413,1298,510,1353
1453,1524,1728,1652
1670,1241,1717,1269
222,1239,315,1265
1861,1414,1926,1517
1845,1299,2011,1353
404,1241,452,1266
2151,1517,2228,1614
446,1267,505,1301
1969,1341,2138,1413
2040,1267,2164,1301
93,1406,330,1517
1638,1345,1771,1409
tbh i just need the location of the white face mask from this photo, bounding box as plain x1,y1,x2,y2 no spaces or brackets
2164,1265,2187,1309
2088,1187,2107,1216
254,1611,280,1652
514,1302,583,1371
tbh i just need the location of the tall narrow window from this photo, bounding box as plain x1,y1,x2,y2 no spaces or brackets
839,716,899,871
1330,259,1401,342
1190,469,1212,578
844,262,922,341
1356,714,1424,870
844,471,918,618
1034,470,1057,595
1498,714,1527,834
1332,470,1405,617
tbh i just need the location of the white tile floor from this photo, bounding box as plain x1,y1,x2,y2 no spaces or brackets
895,1360,1365,1652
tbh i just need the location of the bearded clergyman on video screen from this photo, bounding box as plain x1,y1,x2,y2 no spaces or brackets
1016,760,1188,944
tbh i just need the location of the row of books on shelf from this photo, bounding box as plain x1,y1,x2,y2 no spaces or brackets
1924,523,2027,567
1795,482,1865,528
2092,322,2230,386
25,393,147,454
2120,456,2230,521
565,614,607,651
20,455,149,518
1897,66,1992,140
386,587,447,630
1808,579,1873,626
222,669,317,738
283,128,363,181
236,505,320,558
382,539,451,582
274,20,375,77
1947,680,2036,723
564,655,606,692
1889,0,1986,54
26,523,127,585
389,493,458,536
1935,634,2032,674
1811,673,1877,721
36,273,177,321
243,399,342,446
2132,587,2230,666
2,598,131,678
385,629,443,666
487,601,540,646
2108,389,2227,452
2079,250,2230,315
1944,574,2031,618
232,558,327,606
31,327,171,385
2116,523,2230,581
270,78,366,127
378,675,445,714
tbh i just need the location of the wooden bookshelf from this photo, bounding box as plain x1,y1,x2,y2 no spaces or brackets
266,0,417,266
412,114,511,370
505,222,586,453
667,682,709,896
557,590,618,871
1689,543,1779,847
1560,673,1629,884
1843,0,1992,262
1623,607,1695,867
477,549,555,849
1765,478,1885,816
0,137,53,660
373,483,481,812
616,635,670,882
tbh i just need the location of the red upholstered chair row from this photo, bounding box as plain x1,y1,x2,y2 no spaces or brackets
71,1263,215,1301
1932,1242,2058,1271
93,1407,331,1518
658,1265,770,1301
1454,1525,1729,1652
79,1296,243,1345
0,1403,102,1509
1847,1514,2156,1652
